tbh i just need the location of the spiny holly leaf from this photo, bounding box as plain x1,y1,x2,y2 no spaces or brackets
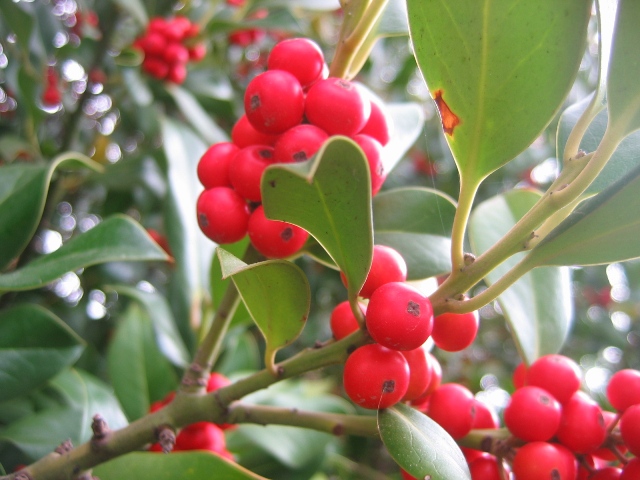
0,305,85,402
469,189,573,364
218,249,311,373
378,403,470,480
0,215,169,292
261,136,373,302
373,187,456,280
407,0,591,183
0,153,103,271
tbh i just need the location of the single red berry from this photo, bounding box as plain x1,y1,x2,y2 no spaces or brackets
620,404,640,456
557,391,606,454
359,97,391,145
247,205,309,258
197,142,239,189
426,383,475,439
148,17,169,34
42,85,62,106
267,38,325,88
468,454,502,480
512,362,527,389
606,369,640,412
174,422,227,453
244,70,305,134
504,386,562,442
526,354,582,404
207,372,231,392
196,187,250,244
353,244,407,299
352,134,386,196
164,42,190,64
165,16,191,42
400,344,433,402
471,399,500,429
400,469,416,480
411,353,442,408
343,344,409,409
366,281,433,351
593,410,627,461
149,391,176,413
431,311,479,352
138,32,167,56
167,63,187,84
621,458,640,480
188,43,207,61
305,77,371,136
273,124,328,163
228,145,276,202
330,300,365,341
142,56,169,79
589,467,623,480
512,442,577,480
231,114,280,148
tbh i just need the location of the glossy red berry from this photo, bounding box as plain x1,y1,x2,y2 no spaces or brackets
42,86,62,106
247,206,309,258
512,442,577,480
621,458,640,480
366,282,433,351
330,301,365,341
512,362,527,389
244,70,305,134
273,124,328,163
167,63,187,84
526,354,582,404
431,311,479,352
228,145,276,202
620,404,640,456
556,391,606,454
359,97,391,145
468,455,502,480
352,134,386,196
471,399,500,429
343,344,409,409
196,187,250,244
231,115,280,148
504,386,562,442
606,368,640,412
188,43,207,61
142,56,169,79
400,344,433,402
164,42,189,64
411,353,442,407
174,422,227,453
426,383,475,439
197,142,239,189
589,467,623,480
267,38,325,88
359,244,407,299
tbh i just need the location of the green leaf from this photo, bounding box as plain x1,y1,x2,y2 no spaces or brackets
469,189,573,364
0,215,169,292
261,136,373,299
607,0,640,137
208,8,303,35
0,462,5,475
0,305,84,402
0,153,103,271
407,0,591,182
112,0,148,26
108,285,191,368
0,369,127,461
166,85,228,145
382,103,425,174
377,0,409,38
528,162,640,267
107,303,178,421
373,187,456,279
94,452,267,480
218,249,310,373
255,0,340,11
0,2,34,59
378,403,470,480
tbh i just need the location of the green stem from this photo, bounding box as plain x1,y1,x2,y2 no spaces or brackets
457,428,512,452
450,176,481,275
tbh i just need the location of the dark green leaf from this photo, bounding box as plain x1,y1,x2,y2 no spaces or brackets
0,305,84,402
378,403,470,480
208,8,303,35
407,0,591,182
218,249,310,372
469,190,573,364
107,303,178,421
112,0,148,26
373,187,456,279
262,136,373,300
0,215,169,292
0,462,5,475
0,2,34,58
94,452,267,480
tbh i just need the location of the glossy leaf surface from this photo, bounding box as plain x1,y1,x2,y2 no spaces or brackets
373,187,456,279
378,403,470,480
469,189,573,364
382,103,425,174
0,305,84,402
407,0,591,182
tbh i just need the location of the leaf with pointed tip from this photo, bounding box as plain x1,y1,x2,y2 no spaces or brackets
528,162,640,267
373,187,457,279
407,0,591,183
218,249,310,372
0,215,169,293
0,153,103,271
261,136,373,300
0,305,85,403
469,190,573,364
379,403,470,480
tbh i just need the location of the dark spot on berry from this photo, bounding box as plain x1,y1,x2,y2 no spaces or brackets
250,94,260,111
293,151,307,162
336,79,352,90
382,380,395,393
407,301,420,317
540,394,551,405
260,149,273,159
281,227,293,241
551,470,560,480
198,213,208,227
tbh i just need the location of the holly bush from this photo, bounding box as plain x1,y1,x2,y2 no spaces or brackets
1,0,639,479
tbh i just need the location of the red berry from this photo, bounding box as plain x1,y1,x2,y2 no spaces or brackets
343,344,409,409
468,454,502,480
197,142,239,189
244,70,305,134
139,32,167,56
411,353,442,407
273,124,328,163
164,42,190,64
400,344,433,402
228,145,276,202
206,372,231,392
620,404,640,456
148,18,169,34
188,43,207,61
165,16,191,42
426,383,475,439
606,369,640,412
142,56,169,79
512,442,577,480
351,134,386,196
512,362,528,389
247,206,309,258
358,244,408,299
231,114,280,148
504,386,562,442
589,467,623,480
431,311,479,352
359,98,391,145
167,63,187,84
366,282,433,351
556,391,606,454
267,38,325,88
174,422,227,453
526,354,582,404
42,86,62,106
305,77,371,136
330,301,365,341
196,187,250,244
621,458,640,480
471,399,500,429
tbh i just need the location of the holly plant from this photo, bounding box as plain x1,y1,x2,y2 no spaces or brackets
1,0,640,479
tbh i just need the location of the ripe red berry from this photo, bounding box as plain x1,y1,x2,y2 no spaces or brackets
42,85,62,106
196,187,250,244
167,63,187,84
431,311,479,352
174,422,227,452
590,468,623,480
621,458,640,480
188,43,207,61
471,399,500,429
231,115,280,148
343,344,409,409
244,70,305,134
142,56,169,79
247,205,309,258
526,354,582,404
273,124,328,163
164,42,190,64
512,442,577,480
468,454,502,480
330,300,365,341
366,282,433,351
504,386,562,442
400,344,433,402
512,362,527,389
411,353,442,407
197,142,239,189
357,244,407,299
606,368,640,412
556,391,606,454
228,145,276,202
426,383,475,439
267,38,325,89
359,97,391,145
305,77,371,136
351,134,386,196
620,404,640,456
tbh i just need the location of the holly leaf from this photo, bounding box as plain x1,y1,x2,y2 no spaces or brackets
407,0,591,183
469,189,573,364
218,249,310,373
261,136,373,301
0,305,85,402
166,85,228,145
378,403,470,480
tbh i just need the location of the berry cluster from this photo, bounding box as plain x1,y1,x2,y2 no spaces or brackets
147,372,234,458
134,17,206,84
196,38,392,259
41,66,62,107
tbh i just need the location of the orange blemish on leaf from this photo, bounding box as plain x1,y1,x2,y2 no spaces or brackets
433,90,460,136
